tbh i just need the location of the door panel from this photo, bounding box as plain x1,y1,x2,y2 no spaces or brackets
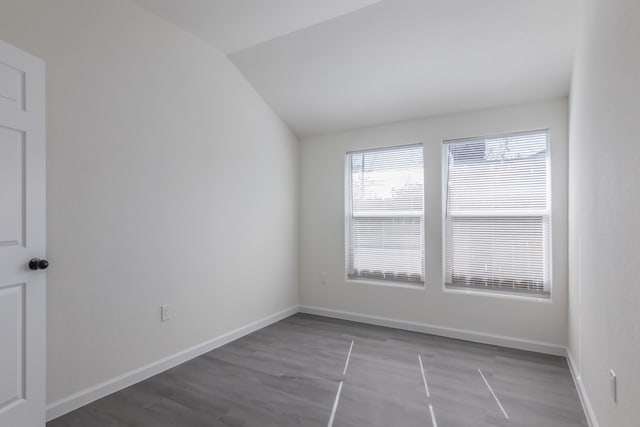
0,40,46,427
0,61,24,110
0,283,25,410
0,126,25,247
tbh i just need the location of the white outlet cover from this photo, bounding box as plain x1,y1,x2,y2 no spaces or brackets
319,273,328,285
161,304,172,322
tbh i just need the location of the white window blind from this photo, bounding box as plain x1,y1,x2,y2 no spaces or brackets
347,144,424,285
444,130,551,297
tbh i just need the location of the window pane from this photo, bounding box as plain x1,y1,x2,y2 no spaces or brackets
349,216,423,283
347,144,424,284
444,216,549,295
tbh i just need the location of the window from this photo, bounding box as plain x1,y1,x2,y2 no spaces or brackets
444,130,551,297
346,144,424,285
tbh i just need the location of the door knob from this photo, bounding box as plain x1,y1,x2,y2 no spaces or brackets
29,258,49,271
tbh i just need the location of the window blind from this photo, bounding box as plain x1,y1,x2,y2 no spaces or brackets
444,130,551,297
347,144,424,284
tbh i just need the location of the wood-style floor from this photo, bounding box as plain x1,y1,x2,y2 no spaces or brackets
48,314,587,427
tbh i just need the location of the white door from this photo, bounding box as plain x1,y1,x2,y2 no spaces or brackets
0,40,46,427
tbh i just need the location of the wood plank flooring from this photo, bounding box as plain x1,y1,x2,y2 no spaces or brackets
48,314,587,427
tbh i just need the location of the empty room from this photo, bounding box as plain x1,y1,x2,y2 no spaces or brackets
0,0,638,426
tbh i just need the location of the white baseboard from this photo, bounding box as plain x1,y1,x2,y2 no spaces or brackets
299,305,566,356
567,350,599,427
46,305,299,421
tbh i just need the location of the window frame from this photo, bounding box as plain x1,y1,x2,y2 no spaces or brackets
440,129,553,299
344,143,425,288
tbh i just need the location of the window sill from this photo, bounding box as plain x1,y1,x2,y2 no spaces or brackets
443,286,552,303
345,278,425,290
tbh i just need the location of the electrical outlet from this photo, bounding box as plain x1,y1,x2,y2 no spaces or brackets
610,369,617,403
161,304,172,322
319,273,328,285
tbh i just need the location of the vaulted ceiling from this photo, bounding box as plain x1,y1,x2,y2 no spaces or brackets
134,0,578,137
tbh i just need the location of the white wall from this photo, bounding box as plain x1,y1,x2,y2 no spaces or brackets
568,0,640,425
301,98,568,350
0,0,299,410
